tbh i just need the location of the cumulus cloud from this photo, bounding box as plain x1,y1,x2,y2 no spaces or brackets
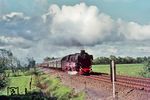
44,3,115,46
43,3,150,47
0,12,30,22
0,12,49,42
137,46,150,53
0,35,33,49
106,46,118,54
117,19,150,41
1,3,150,62
42,3,150,47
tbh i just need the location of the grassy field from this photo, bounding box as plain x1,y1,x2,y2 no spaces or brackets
0,68,85,99
92,64,144,77
39,74,85,100
0,74,36,95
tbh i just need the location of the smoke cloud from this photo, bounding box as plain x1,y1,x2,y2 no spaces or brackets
42,3,150,47
43,3,115,46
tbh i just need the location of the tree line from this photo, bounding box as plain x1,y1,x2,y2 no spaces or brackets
0,49,36,89
93,55,150,65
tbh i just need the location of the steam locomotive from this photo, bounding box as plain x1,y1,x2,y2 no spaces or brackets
39,50,93,75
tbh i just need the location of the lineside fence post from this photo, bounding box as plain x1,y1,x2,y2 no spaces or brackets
111,60,116,99
110,60,116,82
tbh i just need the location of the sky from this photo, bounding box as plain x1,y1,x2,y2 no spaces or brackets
0,0,150,62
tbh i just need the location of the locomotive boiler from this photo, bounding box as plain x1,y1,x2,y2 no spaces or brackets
40,50,93,75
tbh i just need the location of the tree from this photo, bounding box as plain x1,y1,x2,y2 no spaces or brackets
136,57,143,63
10,57,22,76
92,57,100,65
0,49,13,89
110,55,117,61
27,58,35,68
27,57,36,72
117,57,124,64
44,57,51,62
43,57,55,62
140,60,150,78
93,55,150,65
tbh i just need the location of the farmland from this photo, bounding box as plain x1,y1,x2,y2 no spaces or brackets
0,72,36,95
92,64,144,77
0,69,84,100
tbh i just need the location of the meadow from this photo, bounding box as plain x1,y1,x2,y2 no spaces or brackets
92,64,144,77
0,68,84,100
0,72,36,95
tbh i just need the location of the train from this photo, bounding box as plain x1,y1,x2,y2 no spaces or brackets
39,50,93,75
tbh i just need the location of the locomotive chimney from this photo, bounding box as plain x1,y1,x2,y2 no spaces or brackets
80,50,85,54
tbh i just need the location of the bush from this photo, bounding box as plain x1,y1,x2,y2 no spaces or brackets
0,91,57,100
140,60,150,78
23,71,32,76
35,75,85,100
0,78,9,89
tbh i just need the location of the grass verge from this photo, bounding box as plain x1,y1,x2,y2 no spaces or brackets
92,64,144,77
37,74,85,100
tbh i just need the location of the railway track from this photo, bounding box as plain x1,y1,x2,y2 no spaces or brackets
88,72,150,92
40,67,150,92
